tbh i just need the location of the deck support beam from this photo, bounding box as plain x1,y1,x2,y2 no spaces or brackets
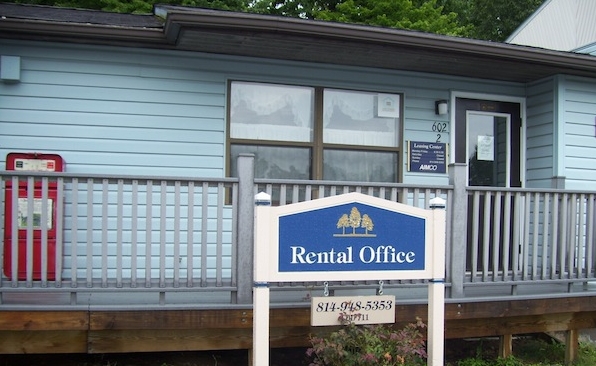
499,334,513,358
565,329,578,365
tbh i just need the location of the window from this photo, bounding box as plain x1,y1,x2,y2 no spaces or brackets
228,81,402,182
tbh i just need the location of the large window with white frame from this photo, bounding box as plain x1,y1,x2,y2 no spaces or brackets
228,81,402,182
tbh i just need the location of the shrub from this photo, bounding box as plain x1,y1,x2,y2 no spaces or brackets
306,315,427,366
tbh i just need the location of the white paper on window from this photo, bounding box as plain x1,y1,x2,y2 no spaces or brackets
477,135,495,161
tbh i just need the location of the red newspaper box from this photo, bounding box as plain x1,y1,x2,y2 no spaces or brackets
3,153,64,280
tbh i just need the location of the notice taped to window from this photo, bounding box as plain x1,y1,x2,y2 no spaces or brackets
408,141,447,174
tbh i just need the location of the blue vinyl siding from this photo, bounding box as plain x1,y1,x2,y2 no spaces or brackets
558,75,596,190
0,39,530,280
526,77,556,188
0,41,227,177
1,40,528,182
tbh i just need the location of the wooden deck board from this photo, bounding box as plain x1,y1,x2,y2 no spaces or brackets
0,296,595,354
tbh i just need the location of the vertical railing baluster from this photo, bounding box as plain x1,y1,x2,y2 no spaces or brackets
101,179,109,287
511,192,521,282
159,181,167,288
577,194,586,279
26,177,34,285
568,194,577,279
86,178,94,287
40,177,49,286
116,179,123,288
201,182,209,286
293,185,300,203
230,182,238,290
482,191,491,282
55,177,64,288
585,193,594,278
541,193,550,280
131,180,138,287
145,180,153,287
470,191,480,282
559,193,568,279
173,181,180,288
502,191,512,281
492,191,502,282
216,183,224,287
70,178,79,287
550,192,560,279
280,184,287,205
522,192,531,280
531,192,540,280
187,181,194,287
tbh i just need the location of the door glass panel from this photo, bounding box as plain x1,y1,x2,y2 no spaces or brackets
467,113,509,187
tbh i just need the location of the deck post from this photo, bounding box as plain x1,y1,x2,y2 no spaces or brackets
448,163,467,298
235,153,256,304
499,334,513,358
565,329,579,365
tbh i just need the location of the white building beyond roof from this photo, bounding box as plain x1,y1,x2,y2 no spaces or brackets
506,0,596,54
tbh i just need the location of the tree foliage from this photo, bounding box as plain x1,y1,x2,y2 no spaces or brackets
314,0,469,36
5,0,546,41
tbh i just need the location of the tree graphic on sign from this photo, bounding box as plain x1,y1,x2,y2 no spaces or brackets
334,207,376,237
348,207,361,234
361,214,374,234
336,214,349,234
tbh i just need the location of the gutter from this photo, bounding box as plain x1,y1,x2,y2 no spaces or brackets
162,8,596,73
0,17,171,48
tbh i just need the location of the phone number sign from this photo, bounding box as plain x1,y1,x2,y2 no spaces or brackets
311,295,396,326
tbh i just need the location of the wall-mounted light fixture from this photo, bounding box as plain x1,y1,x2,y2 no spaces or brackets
435,100,448,115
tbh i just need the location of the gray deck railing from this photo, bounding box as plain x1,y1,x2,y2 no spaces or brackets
1,156,595,308
464,186,596,288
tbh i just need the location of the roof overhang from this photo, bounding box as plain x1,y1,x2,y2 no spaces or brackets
2,3,596,83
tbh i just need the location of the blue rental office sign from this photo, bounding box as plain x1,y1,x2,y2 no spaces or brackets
254,192,436,282
279,203,425,273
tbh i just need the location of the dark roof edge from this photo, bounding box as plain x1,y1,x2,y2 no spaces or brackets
0,18,169,46
164,8,596,72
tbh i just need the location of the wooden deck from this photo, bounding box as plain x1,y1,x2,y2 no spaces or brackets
1,294,596,359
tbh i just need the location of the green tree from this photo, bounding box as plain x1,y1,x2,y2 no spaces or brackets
5,0,248,13
443,0,546,41
251,0,341,18
313,0,470,36
5,0,547,41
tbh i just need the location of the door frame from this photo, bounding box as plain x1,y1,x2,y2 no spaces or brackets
449,92,526,188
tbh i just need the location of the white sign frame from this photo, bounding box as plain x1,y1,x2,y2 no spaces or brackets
253,192,445,366
261,193,434,282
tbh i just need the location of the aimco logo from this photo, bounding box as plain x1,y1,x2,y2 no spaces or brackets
334,207,376,237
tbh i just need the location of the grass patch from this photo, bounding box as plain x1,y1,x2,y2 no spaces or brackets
449,335,596,366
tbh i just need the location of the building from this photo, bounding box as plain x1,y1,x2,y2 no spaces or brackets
1,2,596,361
506,0,596,54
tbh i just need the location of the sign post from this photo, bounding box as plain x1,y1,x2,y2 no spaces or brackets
253,192,446,366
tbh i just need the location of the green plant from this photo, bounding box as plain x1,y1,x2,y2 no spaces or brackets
306,316,427,365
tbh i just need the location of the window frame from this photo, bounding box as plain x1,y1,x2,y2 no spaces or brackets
226,80,404,182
